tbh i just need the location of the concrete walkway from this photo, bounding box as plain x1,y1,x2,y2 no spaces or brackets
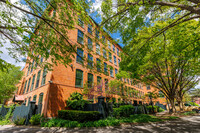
0,115,200,133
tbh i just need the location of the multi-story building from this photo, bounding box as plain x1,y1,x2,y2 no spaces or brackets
9,15,162,117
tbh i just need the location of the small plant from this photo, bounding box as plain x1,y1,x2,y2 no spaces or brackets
13,117,26,125
29,114,42,125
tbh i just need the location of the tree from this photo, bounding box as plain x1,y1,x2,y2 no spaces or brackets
0,65,23,104
101,0,200,45
176,79,199,110
118,20,200,113
189,88,200,104
0,0,92,69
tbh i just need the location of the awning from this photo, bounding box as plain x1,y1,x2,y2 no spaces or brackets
13,95,25,102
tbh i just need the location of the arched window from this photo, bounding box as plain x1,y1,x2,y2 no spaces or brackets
38,93,44,104
33,95,37,102
28,97,31,106
75,69,83,87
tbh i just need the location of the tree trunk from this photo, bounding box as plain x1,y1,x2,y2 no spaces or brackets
169,98,176,113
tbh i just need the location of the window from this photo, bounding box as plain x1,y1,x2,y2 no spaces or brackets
96,58,101,72
87,73,93,88
41,68,47,86
110,67,113,77
105,79,108,91
78,17,84,27
115,69,118,75
104,62,108,74
96,43,100,55
88,37,93,50
146,85,151,90
117,48,119,56
40,57,43,63
27,64,31,76
108,41,111,49
113,44,115,53
97,76,102,91
124,78,126,82
76,48,83,64
77,30,84,44
118,59,120,66
35,70,41,89
121,84,124,96
31,60,34,73
114,56,117,65
33,95,37,102
127,79,129,84
75,69,83,87
35,56,39,68
102,36,105,43
88,24,92,34
30,74,35,91
129,87,131,96
109,52,112,62
26,78,31,93
125,86,128,96
38,93,43,104
103,49,107,58
95,29,99,38
87,54,93,68
23,80,27,94
28,97,31,106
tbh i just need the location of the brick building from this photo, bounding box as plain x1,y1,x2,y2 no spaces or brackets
9,16,163,117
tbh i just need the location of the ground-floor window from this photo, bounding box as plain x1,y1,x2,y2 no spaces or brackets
38,93,43,104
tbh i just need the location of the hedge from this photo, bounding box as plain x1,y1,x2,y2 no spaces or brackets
113,105,135,118
58,110,100,122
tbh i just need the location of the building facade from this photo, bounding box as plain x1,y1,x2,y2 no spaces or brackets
9,16,163,117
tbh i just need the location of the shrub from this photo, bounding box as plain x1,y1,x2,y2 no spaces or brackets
158,107,165,112
29,114,42,125
13,117,26,125
146,105,159,113
189,102,199,106
58,110,100,122
113,105,135,118
66,92,89,110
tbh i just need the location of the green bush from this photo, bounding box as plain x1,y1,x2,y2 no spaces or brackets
13,117,26,125
58,110,100,122
113,105,135,118
146,105,159,113
158,107,165,112
66,92,89,110
29,114,41,125
189,102,199,106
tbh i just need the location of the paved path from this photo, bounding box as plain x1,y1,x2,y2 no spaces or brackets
0,115,200,133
